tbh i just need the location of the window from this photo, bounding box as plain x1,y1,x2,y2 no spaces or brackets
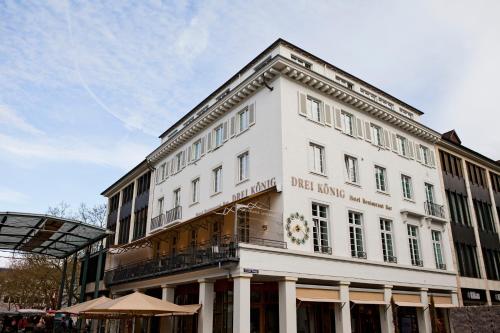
432,230,445,269
157,163,166,183
341,111,354,135
157,197,164,215
345,155,359,184
371,124,383,146
312,203,330,254
420,145,431,165
137,172,151,196
173,188,181,208
380,219,395,262
375,166,387,192
192,140,202,161
439,150,463,178
401,175,413,200
237,151,249,182
396,135,407,156
237,210,250,243
213,166,223,194
307,97,322,123
407,225,422,266
473,199,496,233
214,125,224,148
291,54,312,69
118,216,131,245
175,152,183,172
425,183,435,203
133,207,148,240
454,242,481,278
238,108,250,132
191,178,200,204
349,211,365,258
309,143,325,175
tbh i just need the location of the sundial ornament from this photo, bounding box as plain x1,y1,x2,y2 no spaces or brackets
286,212,310,245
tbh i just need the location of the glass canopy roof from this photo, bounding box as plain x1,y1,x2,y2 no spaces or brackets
0,212,110,259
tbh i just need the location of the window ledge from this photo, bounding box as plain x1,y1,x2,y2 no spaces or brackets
189,201,199,208
403,198,416,203
309,171,328,178
210,191,222,198
235,127,250,137
376,190,390,196
236,178,250,186
345,181,361,188
305,117,325,126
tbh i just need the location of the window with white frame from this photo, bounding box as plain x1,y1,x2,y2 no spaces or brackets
173,188,181,208
191,178,200,204
175,152,183,172
309,143,325,175
401,174,413,200
291,54,312,69
312,203,330,254
157,163,166,183
345,155,359,184
407,225,422,266
420,145,431,165
380,219,395,262
349,211,365,258
396,135,407,156
307,97,322,123
375,165,387,192
214,125,224,148
341,111,354,136
425,183,435,203
432,230,445,269
213,166,223,194
192,140,202,161
237,151,249,182
157,197,164,215
238,108,250,132
371,124,383,146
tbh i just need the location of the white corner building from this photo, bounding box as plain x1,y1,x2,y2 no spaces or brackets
98,39,459,333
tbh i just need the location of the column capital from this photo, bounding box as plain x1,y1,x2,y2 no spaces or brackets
232,273,253,279
161,284,175,289
383,285,393,289
281,276,298,282
419,287,429,292
339,281,350,286
197,278,215,284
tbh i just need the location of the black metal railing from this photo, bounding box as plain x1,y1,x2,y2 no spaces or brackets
425,201,446,219
386,255,398,264
246,236,287,249
354,251,367,259
412,259,424,267
314,245,332,255
150,214,165,230
150,206,182,231
105,235,238,285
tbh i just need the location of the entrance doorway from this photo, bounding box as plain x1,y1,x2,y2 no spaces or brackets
297,302,336,333
351,304,381,333
398,307,419,333
250,282,279,333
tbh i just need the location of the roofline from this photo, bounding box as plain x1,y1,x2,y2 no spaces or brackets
0,212,109,232
100,159,150,196
158,38,424,139
439,138,500,173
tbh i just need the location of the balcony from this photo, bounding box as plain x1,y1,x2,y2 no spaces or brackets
424,201,446,219
151,206,182,230
105,235,287,286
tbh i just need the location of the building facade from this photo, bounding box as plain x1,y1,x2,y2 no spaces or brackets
437,131,500,306
98,39,462,333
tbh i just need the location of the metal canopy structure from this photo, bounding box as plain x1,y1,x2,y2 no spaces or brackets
0,212,110,259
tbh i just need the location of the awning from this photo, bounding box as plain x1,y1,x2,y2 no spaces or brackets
296,288,341,303
434,303,457,308
0,212,111,258
395,302,425,308
157,304,201,316
350,300,388,305
57,296,111,314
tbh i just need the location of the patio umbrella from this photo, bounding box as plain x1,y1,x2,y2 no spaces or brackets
81,291,192,316
57,296,111,315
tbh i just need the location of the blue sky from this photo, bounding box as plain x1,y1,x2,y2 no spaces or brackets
1,0,499,215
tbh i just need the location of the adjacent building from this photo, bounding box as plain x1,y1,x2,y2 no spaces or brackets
95,39,467,333
437,130,500,306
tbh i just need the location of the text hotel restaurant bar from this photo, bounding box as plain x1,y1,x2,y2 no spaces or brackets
80,39,500,333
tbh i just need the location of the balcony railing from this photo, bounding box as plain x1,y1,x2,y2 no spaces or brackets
386,255,398,264
105,235,238,286
353,251,367,259
151,206,182,231
424,201,446,219
314,245,332,255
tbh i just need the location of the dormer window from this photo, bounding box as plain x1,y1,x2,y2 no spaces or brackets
335,76,354,90
291,54,312,69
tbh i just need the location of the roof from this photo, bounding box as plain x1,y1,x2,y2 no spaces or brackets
101,159,150,196
158,38,424,139
0,212,111,259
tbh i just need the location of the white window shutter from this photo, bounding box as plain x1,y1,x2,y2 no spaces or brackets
249,103,255,126
165,161,170,178
200,137,206,156
408,141,415,159
298,92,307,117
334,107,342,130
170,158,176,174
429,150,436,167
324,104,332,127
230,116,236,137
391,133,398,153
404,139,410,157
356,118,364,138
223,121,228,142
415,145,423,163
351,115,358,136
364,121,372,142
383,130,391,150
181,150,186,168
206,132,212,152
187,146,192,163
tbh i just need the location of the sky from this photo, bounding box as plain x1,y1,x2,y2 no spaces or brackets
1,0,499,217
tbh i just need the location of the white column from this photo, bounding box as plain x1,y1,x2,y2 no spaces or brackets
198,279,214,333
114,191,123,245
417,288,431,333
233,273,252,333
335,281,351,333
279,277,297,333
161,285,175,333
128,179,138,243
380,285,394,333
451,291,459,306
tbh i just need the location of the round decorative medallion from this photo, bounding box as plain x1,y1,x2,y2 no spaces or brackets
286,212,310,245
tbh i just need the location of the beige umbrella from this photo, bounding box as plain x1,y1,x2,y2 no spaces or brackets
156,304,201,316
82,291,192,316
57,296,111,315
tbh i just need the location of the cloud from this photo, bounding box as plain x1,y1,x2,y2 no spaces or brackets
0,187,28,205
0,105,43,135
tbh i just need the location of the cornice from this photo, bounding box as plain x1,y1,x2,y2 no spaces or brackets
147,56,441,165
